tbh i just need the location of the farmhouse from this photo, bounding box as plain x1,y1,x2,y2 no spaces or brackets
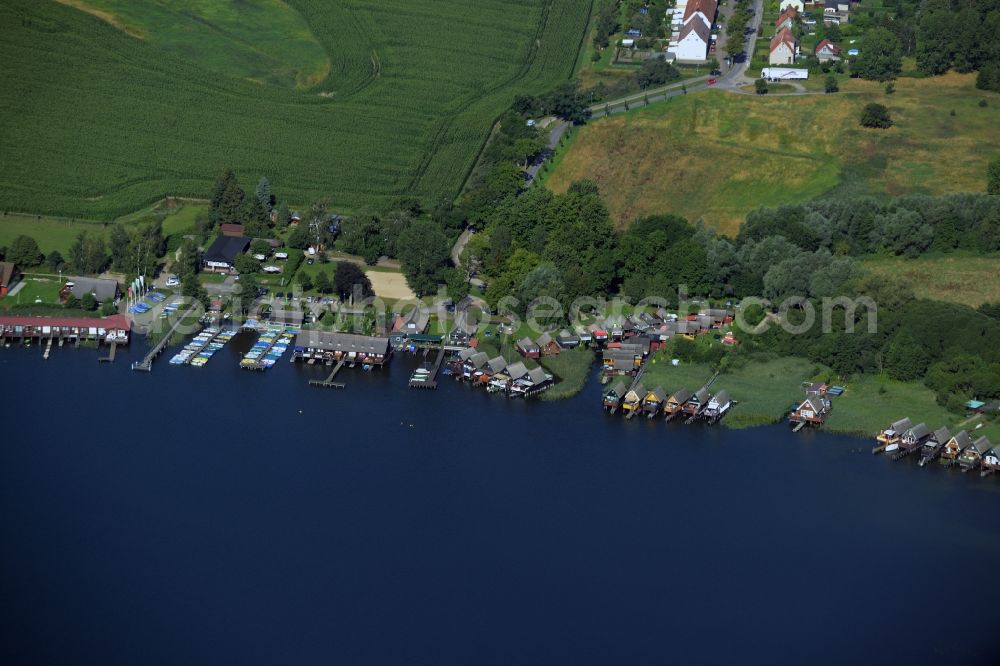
769,28,797,66
674,20,710,62
203,235,250,273
775,7,798,31
65,276,120,304
0,261,22,297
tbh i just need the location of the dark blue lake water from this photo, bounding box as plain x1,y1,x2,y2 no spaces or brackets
1,334,998,665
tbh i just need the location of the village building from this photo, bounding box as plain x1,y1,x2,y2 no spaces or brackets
775,6,798,31
918,427,952,467
674,19,710,62
621,382,647,414
823,0,851,24
293,331,391,366
683,0,717,29
769,28,797,65
203,235,251,273
703,390,732,421
642,386,668,417
220,223,245,238
815,39,842,62
0,261,22,297
0,314,130,344
958,436,993,471
877,417,912,446
779,0,804,11
941,430,974,462
557,329,581,349
684,388,712,417
790,395,830,425
65,276,121,304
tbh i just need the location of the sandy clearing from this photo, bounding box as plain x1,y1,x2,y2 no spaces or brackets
365,270,415,300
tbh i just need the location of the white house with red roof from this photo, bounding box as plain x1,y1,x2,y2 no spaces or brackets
769,27,797,65
775,7,798,31
815,39,842,62
675,19,711,62
682,0,718,30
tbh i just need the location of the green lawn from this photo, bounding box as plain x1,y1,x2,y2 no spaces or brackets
860,253,1000,308
0,276,64,310
1,0,592,218
547,73,1000,234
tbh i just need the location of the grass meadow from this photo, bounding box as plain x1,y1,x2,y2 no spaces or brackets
860,253,1000,308
1,0,592,218
546,73,1000,234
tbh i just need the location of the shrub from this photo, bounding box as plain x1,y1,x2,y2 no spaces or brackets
860,103,893,129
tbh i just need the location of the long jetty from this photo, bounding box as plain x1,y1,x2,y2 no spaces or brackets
409,344,446,389
99,341,117,364
309,358,347,389
132,303,198,372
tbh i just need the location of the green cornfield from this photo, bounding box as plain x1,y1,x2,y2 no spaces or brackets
0,0,593,218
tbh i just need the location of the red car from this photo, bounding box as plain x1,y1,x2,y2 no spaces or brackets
707,78,717,85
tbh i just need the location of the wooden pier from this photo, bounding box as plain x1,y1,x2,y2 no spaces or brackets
409,344,446,389
99,341,117,363
309,358,347,389
132,303,197,372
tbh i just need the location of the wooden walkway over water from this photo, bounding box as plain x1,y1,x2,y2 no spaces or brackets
409,344,446,389
132,303,197,372
309,358,347,389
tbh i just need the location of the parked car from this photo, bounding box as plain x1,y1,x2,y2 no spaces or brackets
165,275,180,287
707,78,717,85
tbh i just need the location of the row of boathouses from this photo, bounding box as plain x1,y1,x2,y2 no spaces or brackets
875,417,999,476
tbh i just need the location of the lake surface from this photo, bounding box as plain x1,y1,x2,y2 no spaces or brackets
1,334,998,665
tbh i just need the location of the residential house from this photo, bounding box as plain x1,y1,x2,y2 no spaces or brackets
823,0,850,24
674,19,710,62
683,0,718,30
982,443,1000,473
775,7,798,31
203,235,251,273
815,39,842,62
769,28,797,66
516,336,541,359
0,261,21,297
66,276,120,304
389,306,430,349
779,0,804,11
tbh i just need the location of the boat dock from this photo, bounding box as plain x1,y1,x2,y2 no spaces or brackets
409,345,445,389
309,358,347,389
98,341,117,363
132,304,197,371
240,327,295,371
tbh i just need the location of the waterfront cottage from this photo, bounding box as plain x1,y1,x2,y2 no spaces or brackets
622,383,646,414
877,418,912,446
604,380,628,411
941,430,974,461
982,444,1000,473
516,337,541,359
665,388,692,417
293,331,390,366
791,396,829,425
557,329,580,349
919,427,951,467
703,390,732,421
536,332,560,356
901,423,931,450
642,386,668,416
958,436,993,471
684,388,712,416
